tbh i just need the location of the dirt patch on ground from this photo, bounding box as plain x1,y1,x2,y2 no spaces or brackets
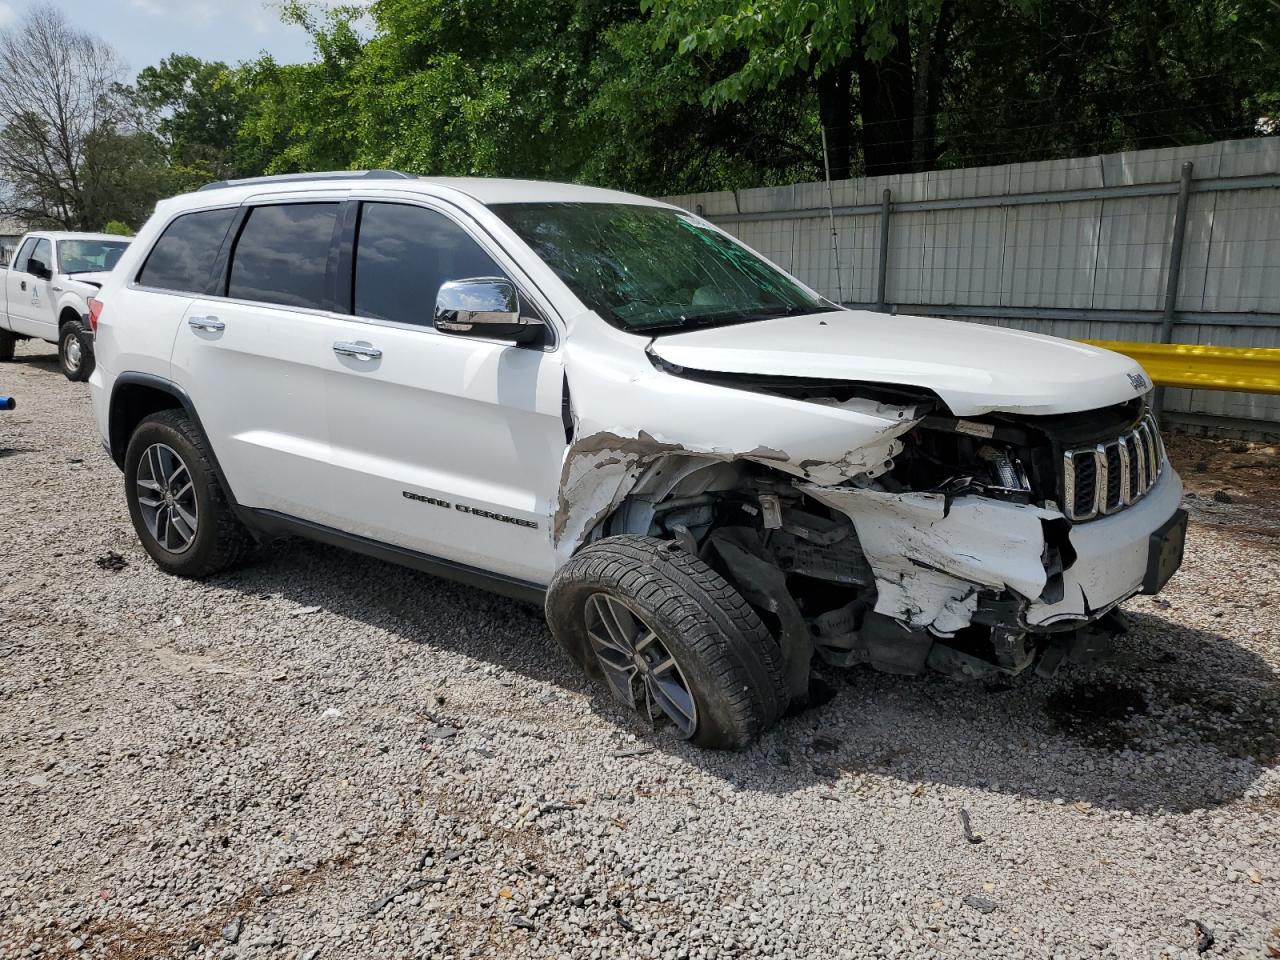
1165,432,1280,514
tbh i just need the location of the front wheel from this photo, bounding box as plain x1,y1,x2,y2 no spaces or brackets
546,535,789,749
58,320,93,381
0,330,15,362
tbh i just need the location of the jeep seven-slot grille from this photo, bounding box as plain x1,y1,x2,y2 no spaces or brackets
1062,414,1163,521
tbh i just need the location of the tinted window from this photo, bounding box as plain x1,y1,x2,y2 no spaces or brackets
139,207,237,293
353,202,503,327
228,203,338,310
29,238,52,274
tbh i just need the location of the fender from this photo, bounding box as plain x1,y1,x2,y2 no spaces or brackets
107,372,237,503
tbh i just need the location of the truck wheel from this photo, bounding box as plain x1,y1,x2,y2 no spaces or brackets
124,410,253,578
0,330,14,361
546,535,789,749
58,319,93,381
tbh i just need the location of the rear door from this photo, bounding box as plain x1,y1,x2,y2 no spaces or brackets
320,198,566,584
169,197,346,523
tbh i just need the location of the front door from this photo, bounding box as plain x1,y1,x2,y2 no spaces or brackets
322,200,566,585
7,237,55,339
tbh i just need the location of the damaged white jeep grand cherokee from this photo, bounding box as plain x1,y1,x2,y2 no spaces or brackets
89,172,1187,749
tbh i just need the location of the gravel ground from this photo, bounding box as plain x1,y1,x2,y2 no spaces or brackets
2,338,1278,960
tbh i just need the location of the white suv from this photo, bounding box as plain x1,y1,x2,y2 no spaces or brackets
89,171,1187,748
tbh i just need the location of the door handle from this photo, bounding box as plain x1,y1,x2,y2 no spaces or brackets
188,315,225,332
333,341,382,361
19,280,25,291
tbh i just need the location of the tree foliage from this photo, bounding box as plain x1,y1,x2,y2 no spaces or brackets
0,4,161,228
1,0,1276,231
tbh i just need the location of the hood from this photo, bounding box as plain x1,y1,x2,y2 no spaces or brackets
61,271,110,289
647,310,1151,417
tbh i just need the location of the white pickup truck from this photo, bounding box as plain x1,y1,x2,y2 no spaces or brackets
0,231,130,380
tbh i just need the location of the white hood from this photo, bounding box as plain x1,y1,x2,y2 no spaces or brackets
62,271,111,288
647,310,1151,417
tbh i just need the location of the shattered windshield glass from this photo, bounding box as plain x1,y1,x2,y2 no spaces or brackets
492,202,837,333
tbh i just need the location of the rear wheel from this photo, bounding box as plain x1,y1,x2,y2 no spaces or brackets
547,535,789,749
0,330,15,361
124,410,252,577
58,319,93,381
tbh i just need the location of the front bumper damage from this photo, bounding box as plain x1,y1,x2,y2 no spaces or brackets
801,466,1186,678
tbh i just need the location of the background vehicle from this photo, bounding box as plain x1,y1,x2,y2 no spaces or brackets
0,232,130,380
88,172,1186,749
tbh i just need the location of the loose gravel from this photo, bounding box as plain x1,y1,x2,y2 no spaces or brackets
2,339,1278,960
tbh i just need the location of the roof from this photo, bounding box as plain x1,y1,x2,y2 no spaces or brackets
417,177,667,207
24,231,131,242
191,171,668,209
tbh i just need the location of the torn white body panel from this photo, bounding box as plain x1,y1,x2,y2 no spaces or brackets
1028,466,1183,626
801,485,1057,631
803,465,1183,633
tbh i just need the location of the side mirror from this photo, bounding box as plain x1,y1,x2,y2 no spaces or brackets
27,258,50,280
434,277,545,344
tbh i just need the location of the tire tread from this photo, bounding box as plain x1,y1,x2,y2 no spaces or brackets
547,535,789,749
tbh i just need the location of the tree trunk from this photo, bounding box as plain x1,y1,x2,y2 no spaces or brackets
911,2,952,171
816,59,854,181
854,19,915,177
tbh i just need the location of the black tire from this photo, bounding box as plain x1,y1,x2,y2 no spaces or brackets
0,329,14,361
124,410,253,578
58,319,93,381
546,535,789,749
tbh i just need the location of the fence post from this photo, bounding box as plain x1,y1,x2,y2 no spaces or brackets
1153,160,1194,416
819,126,844,303
876,188,892,311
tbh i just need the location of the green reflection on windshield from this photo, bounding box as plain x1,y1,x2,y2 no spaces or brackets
492,202,833,333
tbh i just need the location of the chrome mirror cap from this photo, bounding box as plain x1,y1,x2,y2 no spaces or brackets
434,277,544,343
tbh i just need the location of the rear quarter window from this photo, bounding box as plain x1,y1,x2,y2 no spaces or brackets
138,208,238,293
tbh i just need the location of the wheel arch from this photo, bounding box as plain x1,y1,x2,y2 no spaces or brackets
58,303,85,331
107,375,236,512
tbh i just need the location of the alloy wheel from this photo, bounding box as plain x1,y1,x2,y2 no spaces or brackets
584,593,698,738
135,443,199,553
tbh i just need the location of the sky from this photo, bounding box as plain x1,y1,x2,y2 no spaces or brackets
0,0,330,76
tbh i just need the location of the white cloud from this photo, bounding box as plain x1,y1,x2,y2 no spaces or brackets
0,1,19,27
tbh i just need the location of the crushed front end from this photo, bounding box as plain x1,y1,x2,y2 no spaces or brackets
589,383,1187,690
748,395,1186,683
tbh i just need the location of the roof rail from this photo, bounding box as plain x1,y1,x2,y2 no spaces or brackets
196,170,416,192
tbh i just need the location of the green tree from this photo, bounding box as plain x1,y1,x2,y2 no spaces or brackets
134,54,250,182
642,0,957,177
231,0,817,193
644,0,1280,178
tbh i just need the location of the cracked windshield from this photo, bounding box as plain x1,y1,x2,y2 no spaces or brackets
494,202,839,333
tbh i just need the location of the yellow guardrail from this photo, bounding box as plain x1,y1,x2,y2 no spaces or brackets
1080,340,1280,395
